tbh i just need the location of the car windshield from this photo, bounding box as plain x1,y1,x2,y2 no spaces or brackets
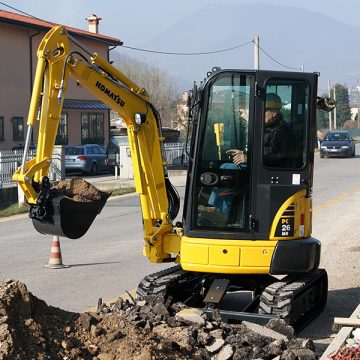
66,147,84,155
324,132,349,141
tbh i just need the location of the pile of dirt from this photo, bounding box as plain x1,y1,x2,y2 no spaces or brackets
53,178,108,202
0,280,319,360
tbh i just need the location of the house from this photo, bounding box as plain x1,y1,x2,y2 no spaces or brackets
0,10,122,150
176,91,189,132
350,102,360,122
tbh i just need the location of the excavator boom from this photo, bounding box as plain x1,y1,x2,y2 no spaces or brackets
13,26,180,262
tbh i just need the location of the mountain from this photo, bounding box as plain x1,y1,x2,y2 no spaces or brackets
116,3,360,92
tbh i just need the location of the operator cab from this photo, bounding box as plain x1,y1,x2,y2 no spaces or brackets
184,69,317,240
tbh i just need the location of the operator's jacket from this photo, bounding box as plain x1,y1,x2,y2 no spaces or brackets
263,113,295,168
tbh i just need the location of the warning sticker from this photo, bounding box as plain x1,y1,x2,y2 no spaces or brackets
292,174,301,185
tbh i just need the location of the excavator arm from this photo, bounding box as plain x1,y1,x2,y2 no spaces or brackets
13,26,180,263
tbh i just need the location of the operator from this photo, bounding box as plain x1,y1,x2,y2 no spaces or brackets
263,93,294,167
227,93,294,168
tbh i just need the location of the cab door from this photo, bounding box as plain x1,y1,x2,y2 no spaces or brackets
251,71,318,239
184,70,255,239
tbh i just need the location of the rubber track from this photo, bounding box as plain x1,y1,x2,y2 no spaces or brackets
258,269,327,328
136,265,187,298
137,266,327,331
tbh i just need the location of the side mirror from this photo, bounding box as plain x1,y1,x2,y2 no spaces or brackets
317,97,336,112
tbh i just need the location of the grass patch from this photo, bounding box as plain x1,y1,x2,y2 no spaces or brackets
0,203,29,218
109,187,136,197
0,187,136,218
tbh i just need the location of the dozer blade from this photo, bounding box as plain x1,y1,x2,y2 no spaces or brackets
31,193,110,239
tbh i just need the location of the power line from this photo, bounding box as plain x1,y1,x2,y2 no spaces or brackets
0,1,48,23
1,1,303,66
0,1,253,56
121,41,254,56
258,45,302,71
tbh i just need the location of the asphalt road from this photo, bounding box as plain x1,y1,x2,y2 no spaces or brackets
0,149,359,352
299,149,360,351
0,192,174,312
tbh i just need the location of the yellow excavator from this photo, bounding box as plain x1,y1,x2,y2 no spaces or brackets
13,26,335,331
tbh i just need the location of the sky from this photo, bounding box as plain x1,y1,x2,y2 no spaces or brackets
2,0,360,46
2,0,360,91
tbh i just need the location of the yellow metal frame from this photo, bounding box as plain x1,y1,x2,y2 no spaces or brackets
181,236,277,274
13,26,180,263
180,189,311,274
269,188,311,240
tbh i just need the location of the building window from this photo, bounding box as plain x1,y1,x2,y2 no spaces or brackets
81,112,104,145
0,117,4,141
12,117,24,141
56,113,68,145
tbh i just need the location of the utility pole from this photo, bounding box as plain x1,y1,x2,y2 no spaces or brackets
254,36,260,70
328,80,332,130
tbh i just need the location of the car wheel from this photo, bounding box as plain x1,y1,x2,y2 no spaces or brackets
320,154,324,158
352,150,356,157
90,163,97,176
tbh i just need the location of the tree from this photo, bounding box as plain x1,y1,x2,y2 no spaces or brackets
316,85,351,130
111,53,180,129
333,83,351,128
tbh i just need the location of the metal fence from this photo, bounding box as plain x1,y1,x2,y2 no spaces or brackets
0,143,186,188
163,143,189,169
0,146,65,189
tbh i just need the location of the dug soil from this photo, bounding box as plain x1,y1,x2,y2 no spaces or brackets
53,178,108,202
0,280,319,360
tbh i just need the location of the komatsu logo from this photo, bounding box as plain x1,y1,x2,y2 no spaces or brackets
95,81,125,107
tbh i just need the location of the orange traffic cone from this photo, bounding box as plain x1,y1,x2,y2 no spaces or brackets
44,235,69,269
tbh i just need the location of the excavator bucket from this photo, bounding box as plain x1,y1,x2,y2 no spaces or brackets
31,192,110,239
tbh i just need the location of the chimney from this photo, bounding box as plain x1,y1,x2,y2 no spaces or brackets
86,14,102,34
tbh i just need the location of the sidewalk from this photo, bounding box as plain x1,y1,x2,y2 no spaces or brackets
87,169,187,192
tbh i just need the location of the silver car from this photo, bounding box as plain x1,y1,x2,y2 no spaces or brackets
65,144,110,175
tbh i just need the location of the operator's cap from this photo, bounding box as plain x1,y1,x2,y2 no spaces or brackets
266,93,282,109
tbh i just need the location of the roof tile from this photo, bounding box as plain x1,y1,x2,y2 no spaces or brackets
0,9,122,46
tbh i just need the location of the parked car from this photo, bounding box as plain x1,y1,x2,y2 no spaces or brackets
65,144,110,175
320,130,356,158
